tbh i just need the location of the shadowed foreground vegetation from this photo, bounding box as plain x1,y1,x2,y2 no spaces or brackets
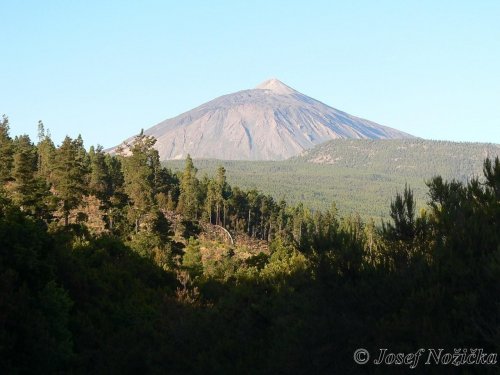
0,118,499,374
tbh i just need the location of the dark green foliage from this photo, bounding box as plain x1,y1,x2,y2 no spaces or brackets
182,237,203,277
177,154,200,220
36,121,56,181
10,135,52,218
104,153,129,233
120,132,159,232
52,136,88,225
0,115,14,183
1,122,499,374
88,145,110,201
0,195,181,374
483,156,500,199
166,139,500,220
0,198,74,373
386,184,416,242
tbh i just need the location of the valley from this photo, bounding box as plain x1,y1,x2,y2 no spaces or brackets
165,139,500,220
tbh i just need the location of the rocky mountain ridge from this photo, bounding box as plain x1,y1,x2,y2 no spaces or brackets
112,78,415,160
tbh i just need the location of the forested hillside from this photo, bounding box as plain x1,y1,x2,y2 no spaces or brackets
1,117,499,374
295,139,500,177
166,139,500,219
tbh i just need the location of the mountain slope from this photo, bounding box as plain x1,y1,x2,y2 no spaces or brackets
294,139,500,179
165,139,500,219
113,79,415,160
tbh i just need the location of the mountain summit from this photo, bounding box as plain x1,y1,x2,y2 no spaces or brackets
114,79,415,160
255,78,297,95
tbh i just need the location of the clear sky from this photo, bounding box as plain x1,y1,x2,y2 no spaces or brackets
1,0,499,148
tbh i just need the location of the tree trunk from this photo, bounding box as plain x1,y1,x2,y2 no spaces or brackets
223,203,227,228
248,209,251,235
109,211,114,232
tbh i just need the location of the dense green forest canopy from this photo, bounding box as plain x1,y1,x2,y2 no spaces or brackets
0,117,499,373
165,139,500,220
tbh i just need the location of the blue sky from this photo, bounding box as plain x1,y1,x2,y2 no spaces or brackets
1,0,499,148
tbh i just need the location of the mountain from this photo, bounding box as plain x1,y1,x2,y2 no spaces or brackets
112,79,415,160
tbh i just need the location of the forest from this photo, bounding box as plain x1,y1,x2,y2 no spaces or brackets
166,139,500,220
0,116,499,374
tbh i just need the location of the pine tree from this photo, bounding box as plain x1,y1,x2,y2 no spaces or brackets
182,237,203,277
102,154,127,232
51,136,87,226
204,179,216,224
120,132,158,232
227,186,249,232
36,121,56,181
177,155,200,220
483,156,500,200
214,166,229,226
381,184,431,268
10,135,50,216
88,145,110,201
0,115,14,184
154,166,178,203
246,189,260,237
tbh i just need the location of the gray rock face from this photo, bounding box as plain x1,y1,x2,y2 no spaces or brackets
115,79,415,160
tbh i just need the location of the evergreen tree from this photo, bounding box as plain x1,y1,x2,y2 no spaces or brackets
214,166,228,226
88,145,110,202
120,131,158,232
276,199,288,235
204,179,216,224
154,166,179,206
177,155,200,220
11,135,37,203
246,189,260,237
483,156,500,199
182,237,203,277
381,185,420,268
0,115,14,183
36,121,56,181
103,154,127,233
226,186,248,232
383,184,416,242
51,136,87,225
10,135,51,217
